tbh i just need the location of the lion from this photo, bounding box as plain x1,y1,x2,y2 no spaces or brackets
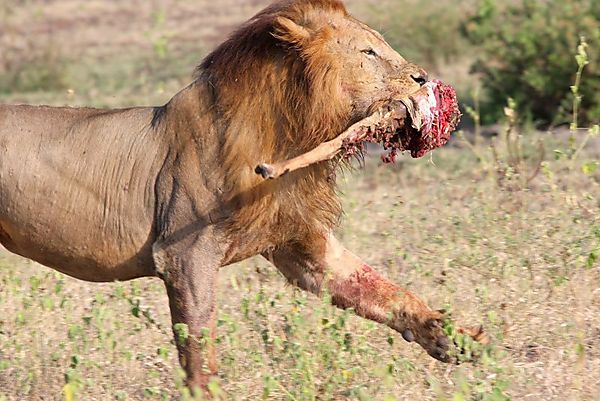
0,0,485,393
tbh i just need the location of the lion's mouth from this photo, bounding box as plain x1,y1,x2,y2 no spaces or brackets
342,80,462,163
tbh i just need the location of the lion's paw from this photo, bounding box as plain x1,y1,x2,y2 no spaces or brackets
404,312,490,363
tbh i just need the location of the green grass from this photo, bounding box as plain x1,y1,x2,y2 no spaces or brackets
0,47,202,109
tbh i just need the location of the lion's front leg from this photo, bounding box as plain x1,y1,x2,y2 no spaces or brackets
266,233,479,362
327,258,450,361
153,236,221,395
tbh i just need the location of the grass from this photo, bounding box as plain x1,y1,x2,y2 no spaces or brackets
1,1,599,400
1,137,598,401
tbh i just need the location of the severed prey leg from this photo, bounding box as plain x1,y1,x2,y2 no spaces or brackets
255,105,407,180
263,233,487,362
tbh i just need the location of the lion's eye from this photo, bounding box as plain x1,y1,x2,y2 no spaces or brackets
361,48,378,58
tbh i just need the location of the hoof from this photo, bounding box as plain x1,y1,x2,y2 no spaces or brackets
255,163,274,179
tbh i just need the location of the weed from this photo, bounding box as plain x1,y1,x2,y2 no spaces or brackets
0,44,69,94
145,8,171,60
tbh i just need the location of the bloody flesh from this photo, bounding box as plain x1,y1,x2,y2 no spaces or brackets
343,80,461,163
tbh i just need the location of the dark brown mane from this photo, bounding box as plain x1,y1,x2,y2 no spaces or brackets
193,0,351,255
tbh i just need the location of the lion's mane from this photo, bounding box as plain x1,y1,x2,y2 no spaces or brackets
195,0,353,256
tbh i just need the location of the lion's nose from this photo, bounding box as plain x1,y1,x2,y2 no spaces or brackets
411,70,429,86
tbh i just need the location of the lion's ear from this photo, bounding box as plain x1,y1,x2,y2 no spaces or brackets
273,16,311,46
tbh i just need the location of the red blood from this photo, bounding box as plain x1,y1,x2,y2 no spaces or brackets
329,264,400,321
410,80,461,158
343,80,461,163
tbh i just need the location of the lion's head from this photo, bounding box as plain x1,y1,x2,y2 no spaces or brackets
196,0,430,253
270,1,428,123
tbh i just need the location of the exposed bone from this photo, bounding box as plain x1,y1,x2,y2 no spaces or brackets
255,103,409,180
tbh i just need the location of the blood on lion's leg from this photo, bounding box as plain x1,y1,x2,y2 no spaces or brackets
265,233,486,362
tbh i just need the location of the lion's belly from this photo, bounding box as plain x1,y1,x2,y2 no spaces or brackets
0,218,156,282
0,170,158,282
0,105,162,282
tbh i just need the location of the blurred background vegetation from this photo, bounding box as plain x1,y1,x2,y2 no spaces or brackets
362,0,599,128
1,0,598,129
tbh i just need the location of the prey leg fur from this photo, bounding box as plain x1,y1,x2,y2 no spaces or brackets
255,108,397,180
254,92,428,180
265,233,487,361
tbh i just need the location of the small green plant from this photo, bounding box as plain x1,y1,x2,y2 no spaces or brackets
586,225,600,269
173,323,190,346
570,37,590,132
441,313,511,401
567,37,600,169
145,9,170,60
63,355,83,401
487,98,545,191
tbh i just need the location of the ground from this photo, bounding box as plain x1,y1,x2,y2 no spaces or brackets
0,1,599,400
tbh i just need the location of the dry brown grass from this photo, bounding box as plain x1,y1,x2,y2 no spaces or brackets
1,1,599,400
1,144,599,401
